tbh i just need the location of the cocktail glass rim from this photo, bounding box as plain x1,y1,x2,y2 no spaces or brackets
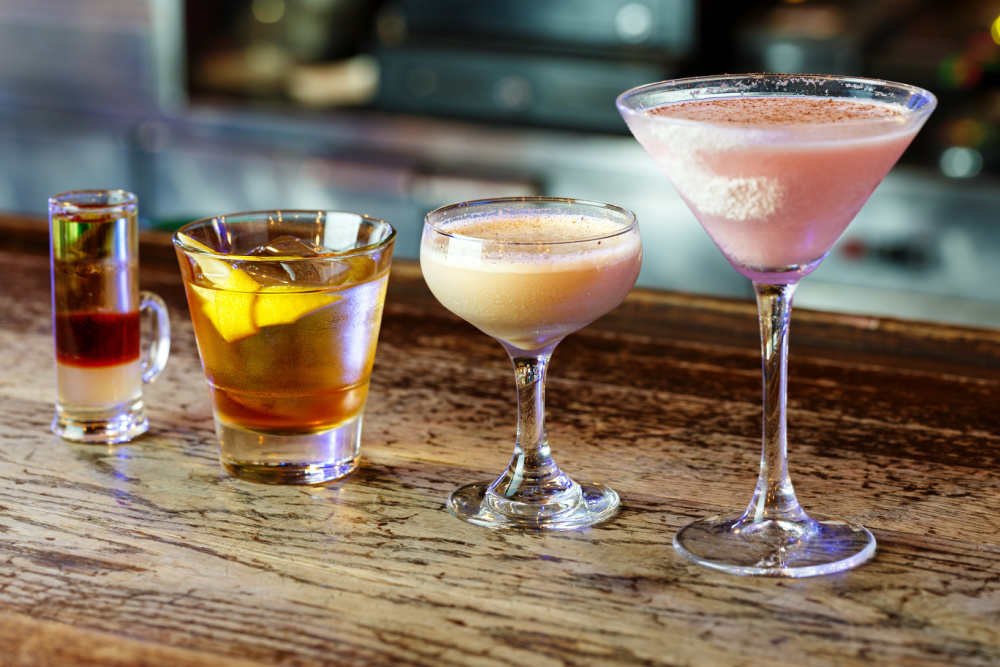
173,209,396,261
425,196,638,245
617,73,937,137
49,189,138,213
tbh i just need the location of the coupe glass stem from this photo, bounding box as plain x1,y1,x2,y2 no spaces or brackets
744,282,809,524
490,344,576,501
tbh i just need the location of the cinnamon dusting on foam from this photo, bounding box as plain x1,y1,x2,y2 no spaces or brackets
446,216,625,243
426,214,639,271
651,97,902,125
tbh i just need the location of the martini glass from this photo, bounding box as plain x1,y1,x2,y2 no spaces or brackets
617,74,936,576
420,197,642,531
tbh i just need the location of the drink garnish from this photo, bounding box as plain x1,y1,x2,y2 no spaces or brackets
176,232,231,283
255,285,340,329
211,270,261,342
179,231,340,342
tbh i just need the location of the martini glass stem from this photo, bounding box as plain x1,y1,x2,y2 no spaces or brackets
745,282,808,524
672,277,875,574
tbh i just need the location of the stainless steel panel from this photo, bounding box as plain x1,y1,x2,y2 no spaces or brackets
0,0,184,111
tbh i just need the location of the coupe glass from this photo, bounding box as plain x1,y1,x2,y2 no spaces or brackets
617,74,936,576
420,197,642,531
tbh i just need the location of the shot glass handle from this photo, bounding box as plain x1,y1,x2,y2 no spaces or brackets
139,290,170,383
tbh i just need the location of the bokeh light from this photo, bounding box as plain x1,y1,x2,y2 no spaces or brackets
253,0,285,24
938,53,982,90
939,146,983,178
946,118,990,148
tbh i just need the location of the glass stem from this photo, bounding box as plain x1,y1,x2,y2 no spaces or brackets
490,345,575,501
745,282,809,525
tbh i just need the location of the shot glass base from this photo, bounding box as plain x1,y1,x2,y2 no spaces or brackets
52,399,149,444
673,512,876,578
216,415,362,485
447,481,620,532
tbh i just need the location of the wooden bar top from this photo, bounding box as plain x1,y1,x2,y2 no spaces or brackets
0,214,998,666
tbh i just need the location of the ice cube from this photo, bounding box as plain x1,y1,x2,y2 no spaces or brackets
248,235,328,258
243,235,351,287
338,256,377,285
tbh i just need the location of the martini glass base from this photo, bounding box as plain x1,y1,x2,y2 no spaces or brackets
674,513,876,577
448,481,620,532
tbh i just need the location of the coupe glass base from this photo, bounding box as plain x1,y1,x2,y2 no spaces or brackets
448,481,620,532
673,513,876,577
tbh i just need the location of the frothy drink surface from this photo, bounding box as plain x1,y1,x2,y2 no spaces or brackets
629,95,918,277
421,214,641,350
445,215,625,244
651,97,902,125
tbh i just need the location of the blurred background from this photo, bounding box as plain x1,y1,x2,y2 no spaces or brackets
1,0,999,325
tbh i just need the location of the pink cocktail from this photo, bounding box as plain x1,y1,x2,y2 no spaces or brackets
618,75,936,576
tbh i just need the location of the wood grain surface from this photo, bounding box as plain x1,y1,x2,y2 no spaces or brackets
0,216,997,666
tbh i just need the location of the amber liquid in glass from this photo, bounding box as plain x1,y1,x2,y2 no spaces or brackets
184,269,388,434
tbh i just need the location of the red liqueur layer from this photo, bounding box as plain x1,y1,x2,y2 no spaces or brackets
55,311,140,367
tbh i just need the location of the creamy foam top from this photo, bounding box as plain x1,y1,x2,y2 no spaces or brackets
423,213,639,270
633,96,912,223
651,97,903,125
440,215,629,243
